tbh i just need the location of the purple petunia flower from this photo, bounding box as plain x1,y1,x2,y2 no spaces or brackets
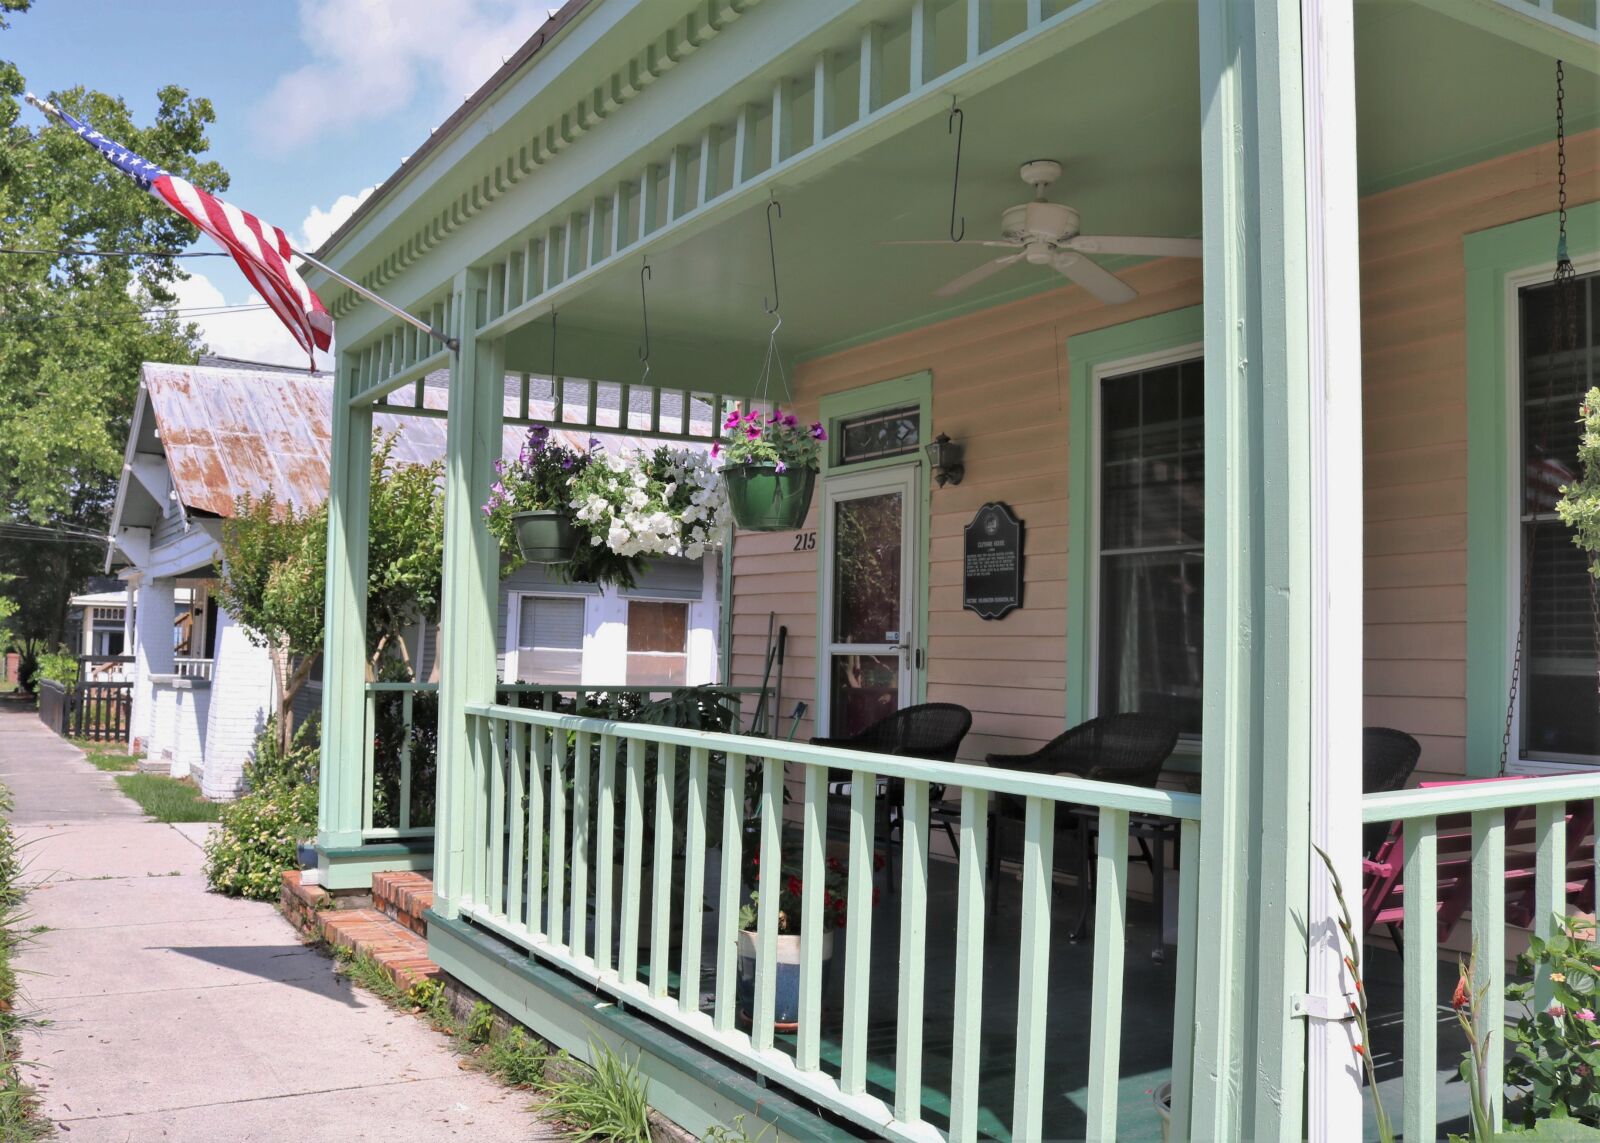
711,442,720,458
783,413,797,427
774,461,787,474
810,422,827,441
746,427,761,440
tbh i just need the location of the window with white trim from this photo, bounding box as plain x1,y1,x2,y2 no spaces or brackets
625,600,688,686
513,595,585,684
1097,355,1205,736
1517,271,1598,762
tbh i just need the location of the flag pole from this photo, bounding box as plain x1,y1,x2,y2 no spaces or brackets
292,249,459,352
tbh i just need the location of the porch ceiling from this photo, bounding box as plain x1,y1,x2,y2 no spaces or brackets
484,0,1595,389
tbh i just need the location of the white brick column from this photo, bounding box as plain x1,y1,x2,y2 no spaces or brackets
199,606,275,799
128,576,176,754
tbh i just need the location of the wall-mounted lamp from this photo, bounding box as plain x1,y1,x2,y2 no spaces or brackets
925,432,964,488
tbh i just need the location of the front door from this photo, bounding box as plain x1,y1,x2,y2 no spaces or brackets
820,464,919,737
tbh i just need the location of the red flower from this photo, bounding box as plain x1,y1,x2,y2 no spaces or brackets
874,853,886,871
1451,976,1471,1011
1352,1044,1366,1058
786,876,802,897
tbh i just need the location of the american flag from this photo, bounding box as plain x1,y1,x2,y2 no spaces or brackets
28,94,333,365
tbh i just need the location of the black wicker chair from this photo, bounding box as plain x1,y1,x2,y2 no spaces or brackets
979,713,1180,952
810,703,972,881
1362,726,1421,857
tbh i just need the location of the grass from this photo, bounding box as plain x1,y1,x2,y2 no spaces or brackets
538,1040,652,1142
112,774,219,823
66,739,139,773
0,784,53,1139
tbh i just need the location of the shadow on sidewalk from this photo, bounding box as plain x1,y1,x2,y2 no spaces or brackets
155,944,365,1007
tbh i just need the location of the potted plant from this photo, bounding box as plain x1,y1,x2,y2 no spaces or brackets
717,408,826,532
735,854,878,1029
483,426,585,565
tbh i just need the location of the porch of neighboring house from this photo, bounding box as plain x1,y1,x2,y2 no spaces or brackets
300,1,1600,1140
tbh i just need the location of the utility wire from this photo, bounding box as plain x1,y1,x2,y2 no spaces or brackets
0,520,109,540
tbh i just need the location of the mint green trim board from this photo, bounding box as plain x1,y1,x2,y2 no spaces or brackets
815,371,934,727
1464,200,1600,777
1064,305,1204,730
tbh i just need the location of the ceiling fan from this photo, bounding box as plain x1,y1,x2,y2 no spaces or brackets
885,160,1201,304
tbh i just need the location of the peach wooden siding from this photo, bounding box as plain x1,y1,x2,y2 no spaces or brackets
730,130,1599,781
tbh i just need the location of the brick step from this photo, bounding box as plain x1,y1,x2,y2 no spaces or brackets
321,908,441,991
371,870,434,937
279,870,440,991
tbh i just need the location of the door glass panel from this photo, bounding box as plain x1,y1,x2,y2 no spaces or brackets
830,655,900,737
831,491,903,644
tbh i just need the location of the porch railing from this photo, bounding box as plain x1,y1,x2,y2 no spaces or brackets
173,656,214,681
458,703,1204,1142
361,683,769,843
1358,773,1600,1139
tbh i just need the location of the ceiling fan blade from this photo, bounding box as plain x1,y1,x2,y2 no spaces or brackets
1063,235,1203,259
878,239,1021,249
1050,253,1138,305
934,251,1026,297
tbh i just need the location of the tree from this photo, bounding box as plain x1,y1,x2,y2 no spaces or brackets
1,3,228,646
217,434,445,747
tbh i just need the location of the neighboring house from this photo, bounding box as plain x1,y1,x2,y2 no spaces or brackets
66,585,197,672
108,358,719,799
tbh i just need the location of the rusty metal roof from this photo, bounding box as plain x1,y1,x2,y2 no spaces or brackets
139,362,693,520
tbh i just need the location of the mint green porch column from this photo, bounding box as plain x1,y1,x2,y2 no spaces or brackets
1189,1,1319,1137
318,349,374,865
432,268,504,919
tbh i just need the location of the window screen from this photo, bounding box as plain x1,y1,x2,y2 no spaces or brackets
626,601,688,686
515,596,584,684
1097,356,1205,737
1517,271,1598,761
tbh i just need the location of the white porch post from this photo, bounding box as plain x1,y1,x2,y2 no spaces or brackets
1188,0,1356,1136
1302,0,1366,1135
129,575,175,754
122,580,135,660
432,267,503,919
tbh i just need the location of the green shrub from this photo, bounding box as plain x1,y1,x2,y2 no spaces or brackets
245,715,320,789
32,648,77,688
1504,917,1600,1128
203,772,317,899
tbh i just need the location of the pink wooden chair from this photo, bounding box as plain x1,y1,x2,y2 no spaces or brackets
1362,776,1596,945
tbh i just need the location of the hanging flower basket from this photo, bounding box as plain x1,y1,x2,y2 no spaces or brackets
724,463,816,532
511,509,579,564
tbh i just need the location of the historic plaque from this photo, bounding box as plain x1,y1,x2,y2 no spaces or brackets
963,502,1023,620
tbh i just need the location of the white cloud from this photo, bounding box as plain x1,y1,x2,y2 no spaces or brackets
254,0,551,152
167,270,335,372
297,185,377,252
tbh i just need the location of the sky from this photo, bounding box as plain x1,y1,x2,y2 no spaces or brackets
8,0,557,367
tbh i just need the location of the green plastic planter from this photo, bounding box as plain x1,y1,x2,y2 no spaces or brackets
511,510,579,564
724,464,816,532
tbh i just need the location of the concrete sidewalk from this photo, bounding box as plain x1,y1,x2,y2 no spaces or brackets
0,703,546,1141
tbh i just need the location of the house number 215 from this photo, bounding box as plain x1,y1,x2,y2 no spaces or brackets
793,531,817,551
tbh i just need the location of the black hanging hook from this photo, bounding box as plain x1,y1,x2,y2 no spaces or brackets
638,260,652,363
948,97,965,243
763,194,782,314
